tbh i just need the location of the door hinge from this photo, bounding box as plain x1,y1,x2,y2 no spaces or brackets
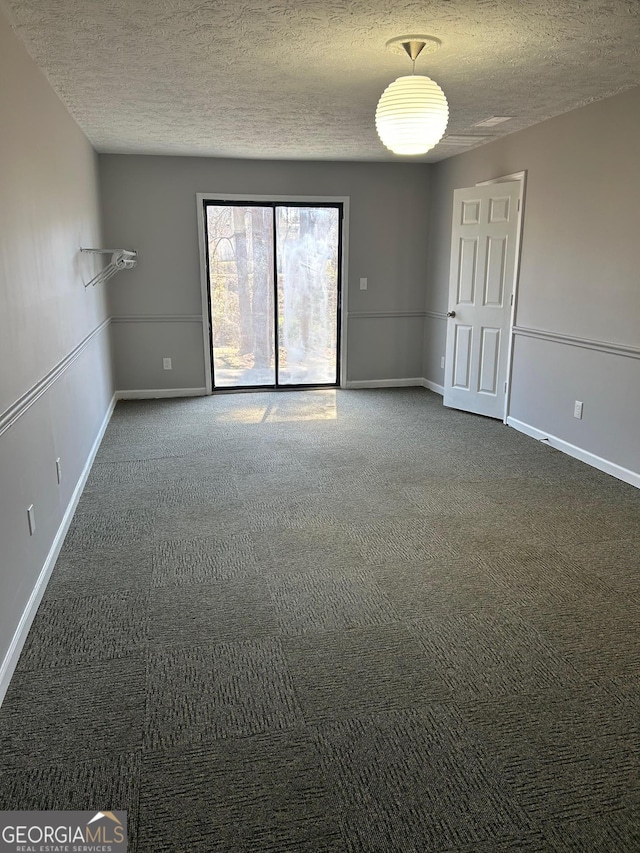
504,381,508,393
510,293,514,306
517,198,521,211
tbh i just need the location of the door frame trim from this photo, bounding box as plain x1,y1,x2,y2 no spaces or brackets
196,192,350,394
475,171,527,423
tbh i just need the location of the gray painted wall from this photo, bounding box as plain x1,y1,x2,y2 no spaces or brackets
99,155,431,388
0,9,113,694
424,86,640,476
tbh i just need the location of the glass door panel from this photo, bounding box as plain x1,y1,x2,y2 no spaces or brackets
205,201,341,390
206,205,275,388
276,206,340,385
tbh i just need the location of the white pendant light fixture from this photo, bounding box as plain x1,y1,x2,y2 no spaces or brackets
375,35,449,156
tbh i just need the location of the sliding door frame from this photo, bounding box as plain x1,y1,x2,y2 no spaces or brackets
196,192,350,394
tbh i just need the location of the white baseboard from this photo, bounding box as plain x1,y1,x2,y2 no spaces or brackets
343,378,445,395
0,395,117,707
345,378,425,389
120,383,445,398
507,416,640,489
116,387,208,400
420,378,444,396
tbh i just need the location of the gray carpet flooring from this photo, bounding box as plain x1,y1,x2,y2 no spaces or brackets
1,388,639,851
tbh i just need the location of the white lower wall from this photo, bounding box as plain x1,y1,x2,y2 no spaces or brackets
508,333,640,480
0,325,114,703
422,314,447,390
110,318,206,391
346,315,425,382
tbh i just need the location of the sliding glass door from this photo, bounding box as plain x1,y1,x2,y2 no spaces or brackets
204,201,341,389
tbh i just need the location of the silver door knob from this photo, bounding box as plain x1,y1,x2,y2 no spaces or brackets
447,311,456,318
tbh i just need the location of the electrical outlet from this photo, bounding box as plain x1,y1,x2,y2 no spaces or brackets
359,277,367,290
27,504,36,535
440,356,445,369
573,400,583,419
56,457,62,484
163,357,172,370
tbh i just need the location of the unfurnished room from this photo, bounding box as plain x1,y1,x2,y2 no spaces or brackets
0,1,639,851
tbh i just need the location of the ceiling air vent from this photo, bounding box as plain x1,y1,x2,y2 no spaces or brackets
440,135,487,146
472,116,513,127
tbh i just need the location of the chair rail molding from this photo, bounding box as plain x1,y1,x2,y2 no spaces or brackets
347,310,427,319
111,314,203,323
0,318,111,438
512,326,640,360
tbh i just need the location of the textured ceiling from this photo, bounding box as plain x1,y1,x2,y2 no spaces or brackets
3,0,640,162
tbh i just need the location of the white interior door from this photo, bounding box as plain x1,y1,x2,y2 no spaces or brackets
443,181,521,419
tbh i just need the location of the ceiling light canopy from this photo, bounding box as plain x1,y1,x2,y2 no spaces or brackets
375,36,449,156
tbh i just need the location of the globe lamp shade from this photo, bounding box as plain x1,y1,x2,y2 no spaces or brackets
375,75,449,155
